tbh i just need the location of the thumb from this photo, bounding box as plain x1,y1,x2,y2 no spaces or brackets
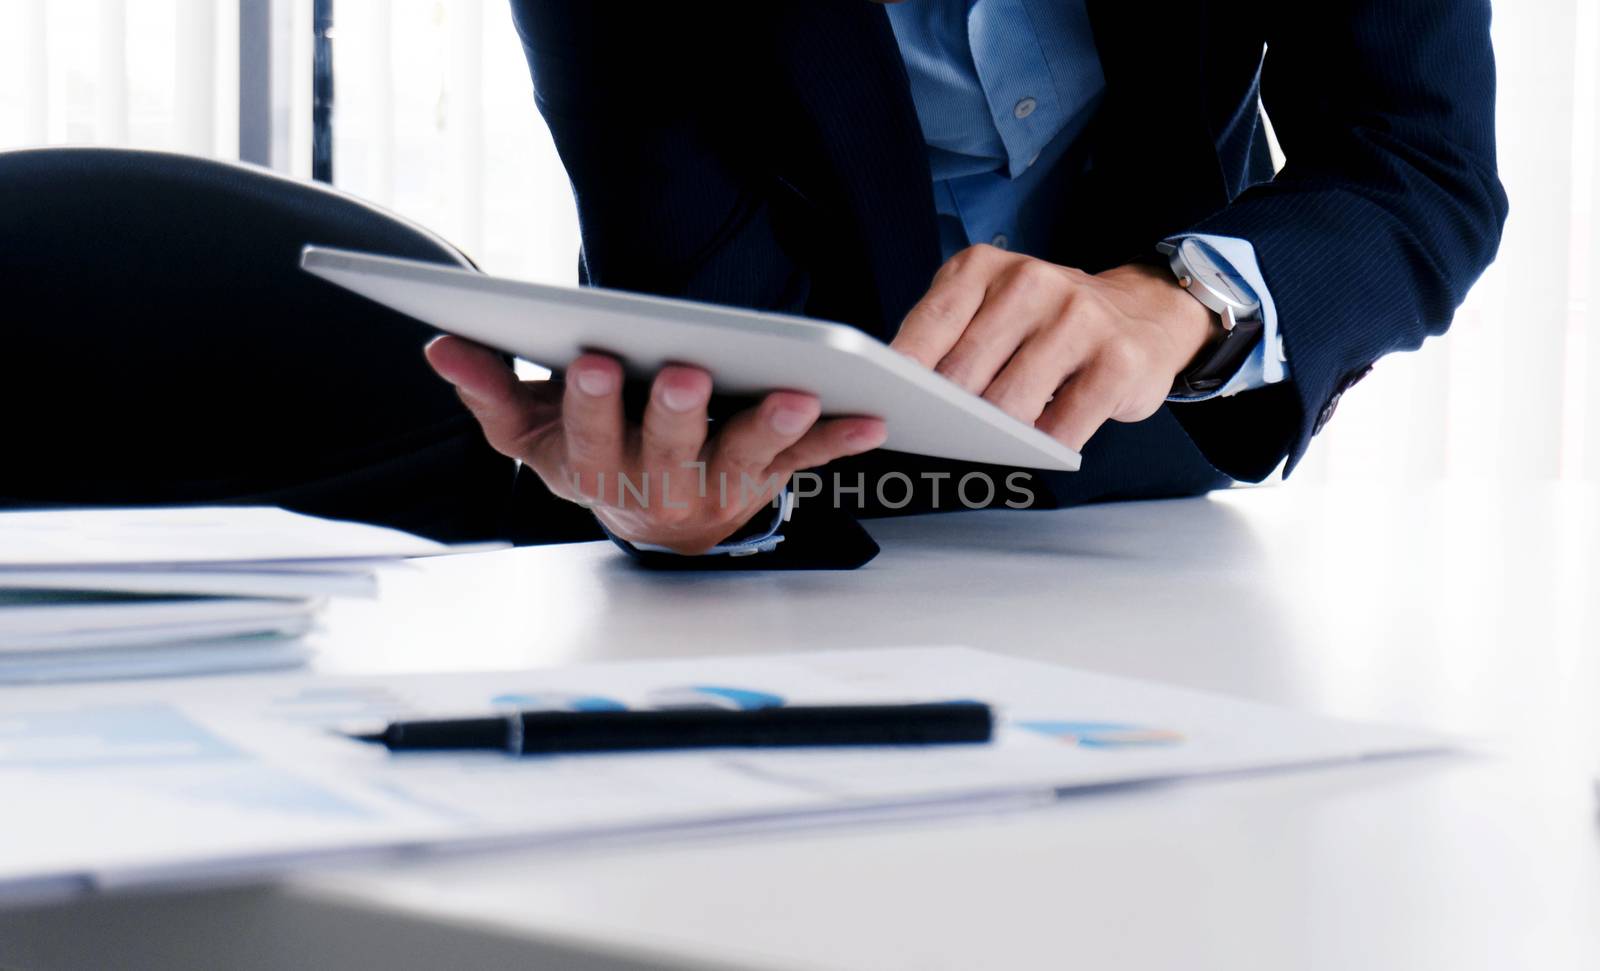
424,336,560,453
425,336,513,402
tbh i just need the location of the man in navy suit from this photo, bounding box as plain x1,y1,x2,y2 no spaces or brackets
427,0,1507,567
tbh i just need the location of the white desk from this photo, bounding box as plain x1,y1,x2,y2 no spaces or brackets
5,483,1599,970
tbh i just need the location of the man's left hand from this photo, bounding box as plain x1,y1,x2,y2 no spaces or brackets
890,244,1218,451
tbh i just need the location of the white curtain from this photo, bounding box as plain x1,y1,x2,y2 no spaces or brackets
1297,0,1600,483
3,0,1597,483
0,0,239,159
330,0,579,285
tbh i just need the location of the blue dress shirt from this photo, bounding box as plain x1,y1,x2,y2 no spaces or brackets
885,0,1288,398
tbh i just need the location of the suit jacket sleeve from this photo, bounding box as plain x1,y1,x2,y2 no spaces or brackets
1172,0,1509,481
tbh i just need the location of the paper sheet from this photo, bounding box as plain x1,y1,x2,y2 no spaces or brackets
0,647,1447,900
0,594,319,640
0,568,376,600
0,506,491,568
0,636,313,685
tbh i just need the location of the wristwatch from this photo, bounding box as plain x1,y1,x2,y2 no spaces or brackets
1157,237,1265,397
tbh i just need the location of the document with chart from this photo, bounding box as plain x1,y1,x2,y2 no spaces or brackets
0,647,1447,900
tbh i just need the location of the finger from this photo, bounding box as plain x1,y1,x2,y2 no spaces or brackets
560,354,628,498
640,365,712,469
424,336,560,452
709,392,820,503
769,417,887,474
890,247,997,367
981,325,1093,424
424,335,512,396
933,265,1062,393
1036,365,1121,453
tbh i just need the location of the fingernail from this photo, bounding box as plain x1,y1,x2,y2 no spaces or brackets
658,384,701,413
845,427,876,447
574,368,616,397
771,406,812,436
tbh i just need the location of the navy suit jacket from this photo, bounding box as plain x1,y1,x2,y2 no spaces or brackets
507,0,1507,560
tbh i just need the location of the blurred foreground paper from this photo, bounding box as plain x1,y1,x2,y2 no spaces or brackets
0,646,1449,901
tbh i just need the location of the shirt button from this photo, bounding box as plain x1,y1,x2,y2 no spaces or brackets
1013,97,1037,120
991,234,1009,250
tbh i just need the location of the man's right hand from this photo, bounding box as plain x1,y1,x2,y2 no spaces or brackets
425,337,887,555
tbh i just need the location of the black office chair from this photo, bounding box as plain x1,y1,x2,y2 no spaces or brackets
0,147,582,543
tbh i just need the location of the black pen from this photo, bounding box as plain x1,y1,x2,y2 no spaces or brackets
344,702,993,756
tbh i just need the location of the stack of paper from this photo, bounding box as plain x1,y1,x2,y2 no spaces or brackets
0,507,496,683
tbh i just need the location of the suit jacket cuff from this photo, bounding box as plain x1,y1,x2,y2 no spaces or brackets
602,491,879,571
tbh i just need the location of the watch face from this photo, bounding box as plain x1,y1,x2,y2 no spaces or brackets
1178,238,1261,313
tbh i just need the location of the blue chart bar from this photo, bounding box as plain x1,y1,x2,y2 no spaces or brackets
489,692,628,713
1,703,375,819
1016,721,1184,749
484,685,788,713
647,685,787,711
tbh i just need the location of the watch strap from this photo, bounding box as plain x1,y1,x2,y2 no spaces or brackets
1170,315,1264,397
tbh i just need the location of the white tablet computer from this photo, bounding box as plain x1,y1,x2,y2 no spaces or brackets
300,246,1081,472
